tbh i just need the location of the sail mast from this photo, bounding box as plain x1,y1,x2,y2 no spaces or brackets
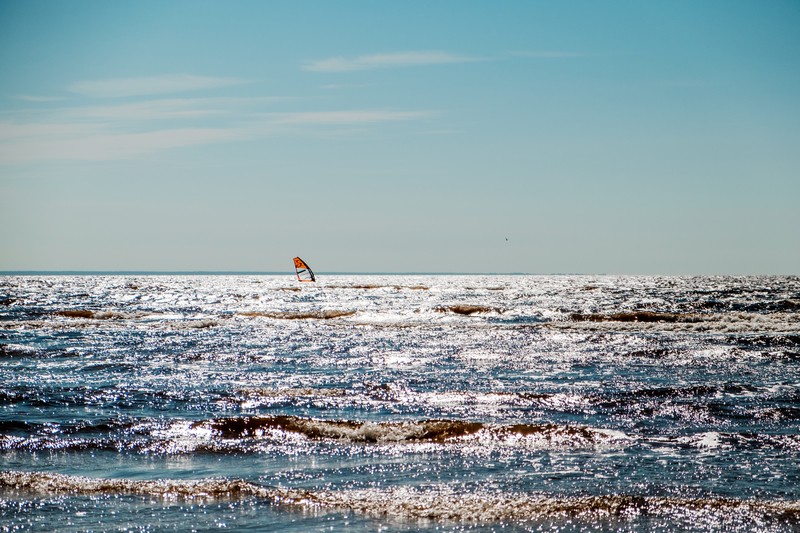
293,257,316,282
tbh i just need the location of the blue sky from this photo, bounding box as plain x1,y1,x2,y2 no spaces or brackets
1,0,798,273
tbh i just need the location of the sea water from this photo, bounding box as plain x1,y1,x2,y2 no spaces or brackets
1,274,798,532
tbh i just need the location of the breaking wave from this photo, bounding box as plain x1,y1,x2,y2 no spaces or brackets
0,415,628,452
5,413,797,454
194,416,623,446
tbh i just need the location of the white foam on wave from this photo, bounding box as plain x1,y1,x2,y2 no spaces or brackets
148,420,216,454
678,431,725,450
170,319,219,329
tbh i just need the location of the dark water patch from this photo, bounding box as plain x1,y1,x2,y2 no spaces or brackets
0,417,170,453
755,406,800,421
767,351,800,360
732,432,800,451
681,299,729,311
517,392,555,402
736,300,800,313
586,383,794,427
600,384,758,405
0,417,141,438
0,344,39,358
434,305,502,316
686,287,748,299
727,334,800,348
776,299,800,311
79,361,138,373
60,419,137,436
603,381,769,402
672,431,800,452
0,420,38,433
0,388,71,409
624,347,674,358
571,311,699,323
0,384,194,410
239,310,356,320
719,334,800,359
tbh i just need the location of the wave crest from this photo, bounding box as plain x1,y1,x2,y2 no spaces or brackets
194,416,617,445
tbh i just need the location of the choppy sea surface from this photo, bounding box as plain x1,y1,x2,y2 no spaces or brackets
1,274,799,532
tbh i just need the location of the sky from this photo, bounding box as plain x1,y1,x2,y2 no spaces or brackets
1,0,798,274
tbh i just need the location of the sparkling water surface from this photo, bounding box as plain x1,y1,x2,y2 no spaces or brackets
1,275,799,531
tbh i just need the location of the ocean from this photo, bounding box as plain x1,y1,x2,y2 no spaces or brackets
1,274,798,532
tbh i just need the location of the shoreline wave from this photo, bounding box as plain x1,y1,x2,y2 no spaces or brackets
2,471,799,524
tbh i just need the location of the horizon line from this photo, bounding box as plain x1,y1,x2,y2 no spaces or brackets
0,270,534,276
1,271,796,277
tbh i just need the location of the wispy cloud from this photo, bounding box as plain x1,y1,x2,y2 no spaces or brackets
0,100,436,164
14,95,69,102
0,93,254,163
0,121,101,142
511,51,590,59
25,96,288,122
67,99,224,121
0,123,240,164
662,80,713,89
0,69,440,164
68,74,248,98
303,51,482,72
269,109,436,125
321,83,373,90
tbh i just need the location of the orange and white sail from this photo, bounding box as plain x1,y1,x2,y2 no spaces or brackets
293,257,316,282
